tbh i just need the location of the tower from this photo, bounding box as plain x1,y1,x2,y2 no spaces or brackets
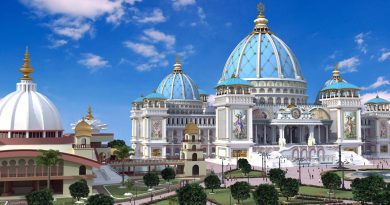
319,64,362,154
180,123,206,176
214,75,255,161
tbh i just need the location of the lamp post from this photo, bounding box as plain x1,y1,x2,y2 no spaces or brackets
338,144,342,169
298,158,302,184
341,159,348,190
221,157,225,186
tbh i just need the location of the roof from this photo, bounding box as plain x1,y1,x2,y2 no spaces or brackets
217,77,253,87
156,71,200,101
198,89,209,95
144,92,167,99
366,96,390,104
133,96,144,103
321,81,360,91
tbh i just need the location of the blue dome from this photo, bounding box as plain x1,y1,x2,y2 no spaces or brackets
156,61,200,101
366,96,390,104
321,82,360,91
144,92,167,99
133,96,144,103
220,32,304,82
217,77,253,87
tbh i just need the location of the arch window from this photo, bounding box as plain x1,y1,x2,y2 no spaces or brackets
192,153,198,161
267,98,274,104
276,97,281,105
79,165,86,175
283,97,289,104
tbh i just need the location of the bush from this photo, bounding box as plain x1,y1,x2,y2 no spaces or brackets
26,189,54,205
321,172,341,198
281,178,299,201
268,168,286,187
230,181,250,204
204,173,221,193
253,184,278,205
86,194,114,205
237,158,249,169
69,180,90,201
176,183,206,205
143,172,160,188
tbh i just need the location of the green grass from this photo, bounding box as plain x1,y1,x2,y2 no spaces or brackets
206,189,256,205
105,184,153,198
53,198,78,205
152,197,178,205
299,186,353,199
0,202,6,205
224,169,265,178
327,170,354,179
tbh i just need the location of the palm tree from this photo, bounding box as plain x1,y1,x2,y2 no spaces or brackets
113,145,134,187
36,149,62,190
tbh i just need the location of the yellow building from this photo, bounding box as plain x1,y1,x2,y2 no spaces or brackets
180,123,206,176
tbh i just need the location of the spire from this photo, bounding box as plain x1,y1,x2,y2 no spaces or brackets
332,63,343,82
19,47,34,81
173,55,182,73
254,2,269,32
86,105,94,120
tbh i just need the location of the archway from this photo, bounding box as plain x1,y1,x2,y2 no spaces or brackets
192,165,199,176
79,165,86,175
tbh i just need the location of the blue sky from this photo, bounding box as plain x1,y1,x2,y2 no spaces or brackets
0,0,389,143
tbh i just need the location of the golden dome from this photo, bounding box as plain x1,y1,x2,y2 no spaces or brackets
184,122,199,135
75,119,92,137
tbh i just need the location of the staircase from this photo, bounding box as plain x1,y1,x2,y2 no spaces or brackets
93,165,127,186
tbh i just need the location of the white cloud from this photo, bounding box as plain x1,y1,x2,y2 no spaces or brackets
178,44,195,59
197,7,206,23
78,53,109,71
338,57,360,73
133,8,166,24
378,51,390,62
172,0,196,10
47,37,67,49
123,41,159,57
360,90,390,105
354,32,369,54
142,29,175,48
21,0,141,40
362,76,390,90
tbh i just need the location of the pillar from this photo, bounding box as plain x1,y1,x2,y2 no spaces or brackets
263,125,266,145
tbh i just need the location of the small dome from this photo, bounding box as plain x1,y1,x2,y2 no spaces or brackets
133,96,144,103
75,120,92,137
156,57,200,101
0,50,62,131
366,95,390,104
217,76,253,87
320,66,359,91
184,122,199,135
144,92,167,100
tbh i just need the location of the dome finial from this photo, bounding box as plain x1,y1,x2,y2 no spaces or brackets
332,63,343,82
86,105,94,120
254,2,269,32
19,47,34,81
173,55,182,73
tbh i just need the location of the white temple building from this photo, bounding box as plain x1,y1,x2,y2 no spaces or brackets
130,3,390,167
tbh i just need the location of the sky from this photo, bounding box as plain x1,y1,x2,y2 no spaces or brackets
0,0,389,143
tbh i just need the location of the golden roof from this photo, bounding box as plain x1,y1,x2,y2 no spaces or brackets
173,55,182,73
20,47,34,81
75,119,92,137
86,105,94,120
184,122,199,135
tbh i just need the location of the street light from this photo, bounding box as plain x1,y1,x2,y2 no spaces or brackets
340,159,348,190
298,157,304,184
221,157,225,186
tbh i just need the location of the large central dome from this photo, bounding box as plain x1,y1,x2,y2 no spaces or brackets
219,3,307,105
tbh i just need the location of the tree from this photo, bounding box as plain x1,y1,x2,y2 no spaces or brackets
86,194,114,205
230,181,250,205
113,145,134,187
161,167,176,191
36,149,62,189
126,178,134,190
241,163,252,183
204,173,221,193
69,180,90,202
253,184,279,205
281,178,299,201
26,189,54,205
237,158,249,169
268,168,286,188
143,172,160,189
351,175,386,204
321,172,341,198
108,139,126,148
176,183,207,205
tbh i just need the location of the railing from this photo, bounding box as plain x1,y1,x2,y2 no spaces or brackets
182,139,202,142
73,144,109,149
0,165,63,179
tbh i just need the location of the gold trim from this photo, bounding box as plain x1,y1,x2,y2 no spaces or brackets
19,47,34,80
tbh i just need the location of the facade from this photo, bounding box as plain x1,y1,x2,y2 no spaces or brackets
131,3,390,164
0,50,103,197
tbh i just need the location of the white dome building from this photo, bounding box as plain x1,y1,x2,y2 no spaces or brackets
0,49,63,139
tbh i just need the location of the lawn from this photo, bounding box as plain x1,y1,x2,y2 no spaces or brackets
299,186,353,199
105,184,156,198
153,197,178,205
327,170,354,179
224,169,265,178
54,198,78,205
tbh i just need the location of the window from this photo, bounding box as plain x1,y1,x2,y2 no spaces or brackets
79,165,86,175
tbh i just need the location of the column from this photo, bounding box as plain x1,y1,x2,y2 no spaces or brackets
309,125,314,144
207,129,210,157
318,125,321,144
255,124,258,144
271,126,276,144
325,125,329,143
289,127,292,144
263,125,267,145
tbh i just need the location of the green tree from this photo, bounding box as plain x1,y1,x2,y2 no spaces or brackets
69,180,90,202
161,167,176,191
36,149,62,189
268,168,286,188
143,172,160,189
237,158,249,169
321,172,341,198
241,163,251,183
281,178,299,201
176,183,207,205
26,189,54,205
86,194,114,205
204,173,221,193
351,175,386,204
253,184,279,205
126,178,134,190
108,139,126,148
230,181,250,205
113,145,134,186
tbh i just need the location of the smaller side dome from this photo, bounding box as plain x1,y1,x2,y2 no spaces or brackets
216,75,253,88
365,95,390,105
75,119,92,137
133,96,144,103
184,122,199,135
320,64,360,91
144,92,167,100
